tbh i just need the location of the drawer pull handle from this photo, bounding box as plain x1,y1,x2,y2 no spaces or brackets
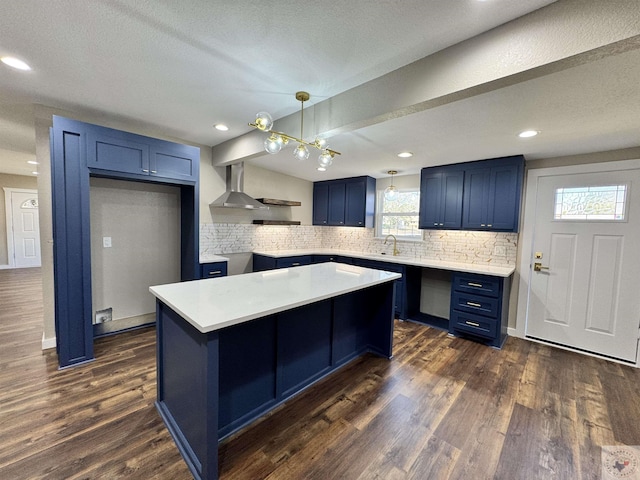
151,170,158,174
142,169,149,173
208,270,222,276
465,321,481,327
466,301,482,307
291,262,301,266
468,282,483,287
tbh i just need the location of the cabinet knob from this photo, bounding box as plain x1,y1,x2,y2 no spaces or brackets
481,224,485,227
151,170,157,174
487,224,492,227
142,169,149,173
439,223,443,226
433,223,438,226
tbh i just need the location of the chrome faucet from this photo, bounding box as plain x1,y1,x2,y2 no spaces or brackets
384,234,400,256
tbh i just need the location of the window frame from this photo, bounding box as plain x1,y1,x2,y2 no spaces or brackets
375,188,423,241
553,183,629,222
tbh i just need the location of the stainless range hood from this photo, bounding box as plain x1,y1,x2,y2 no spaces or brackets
209,162,268,210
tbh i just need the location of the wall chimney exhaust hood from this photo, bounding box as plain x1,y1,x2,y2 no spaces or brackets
209,162,268,210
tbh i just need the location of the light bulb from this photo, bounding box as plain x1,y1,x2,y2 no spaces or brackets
318,151,333,168
255,111,273,131
293,144,310,161
314,137,327,149
264,134,283,154
384,185,398,201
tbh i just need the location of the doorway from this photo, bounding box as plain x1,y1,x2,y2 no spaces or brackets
4,188,41,268
517,160,640,364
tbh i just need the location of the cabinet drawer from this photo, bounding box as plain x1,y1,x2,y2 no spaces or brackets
453,274,501,298
276,256,312,268
450,311,498,340
201,262,227,279
451,291,499,318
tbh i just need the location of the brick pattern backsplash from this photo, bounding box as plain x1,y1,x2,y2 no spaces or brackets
200,224,517,266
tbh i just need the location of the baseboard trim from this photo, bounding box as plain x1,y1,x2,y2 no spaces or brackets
42,334,56,350
507,327,520,338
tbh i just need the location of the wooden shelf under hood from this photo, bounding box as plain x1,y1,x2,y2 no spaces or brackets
252,220,301,225
255,198,302,207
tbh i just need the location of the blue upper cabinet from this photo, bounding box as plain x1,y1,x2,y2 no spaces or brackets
461,156,524,232
418,167,464,229
313,176,375,227
86,124,197,182
420,156,524,233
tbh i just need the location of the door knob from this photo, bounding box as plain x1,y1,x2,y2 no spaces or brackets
534,262,550,272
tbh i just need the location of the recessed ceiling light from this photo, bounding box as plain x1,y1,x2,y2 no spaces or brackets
214,124,229,131
317,167,327,172
27,160,39,165
1,56,31,71
518,130,539,138
397,151,413,158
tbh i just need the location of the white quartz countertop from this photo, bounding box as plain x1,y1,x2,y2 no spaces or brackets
199,254,229,264
253,249,515,277
150,262,401,334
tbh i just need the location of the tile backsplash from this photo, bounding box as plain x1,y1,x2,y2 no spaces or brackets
200,224,517,266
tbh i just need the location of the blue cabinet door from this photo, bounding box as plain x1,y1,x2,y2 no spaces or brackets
441,170,464,228
462,167,490,229
312,183,329,225
345,179,366,226
87,130,150,175
487,162,522,231
328,182,346,225
419,171,442,228
151,143,198,181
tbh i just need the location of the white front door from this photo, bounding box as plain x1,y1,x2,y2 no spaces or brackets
8,190,41,268
524,165,640,363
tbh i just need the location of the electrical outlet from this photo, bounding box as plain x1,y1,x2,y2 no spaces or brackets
95,307,113,324
103,236,112,248
494,245,506,256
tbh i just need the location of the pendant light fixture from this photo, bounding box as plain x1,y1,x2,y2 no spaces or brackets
384,170,399,201
250,91,341,170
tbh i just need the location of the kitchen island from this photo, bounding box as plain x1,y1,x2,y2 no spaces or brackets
149,262,401,480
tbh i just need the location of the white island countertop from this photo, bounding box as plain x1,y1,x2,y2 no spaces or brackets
253,249,515,278
150,262,401,334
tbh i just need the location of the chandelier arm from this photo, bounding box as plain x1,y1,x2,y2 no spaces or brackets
249,123,341,155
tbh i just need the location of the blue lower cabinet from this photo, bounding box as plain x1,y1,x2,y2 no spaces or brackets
449,272,509,348
200,262,227,279
351,258,406,319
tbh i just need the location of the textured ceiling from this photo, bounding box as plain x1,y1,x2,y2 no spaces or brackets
1,0,639,182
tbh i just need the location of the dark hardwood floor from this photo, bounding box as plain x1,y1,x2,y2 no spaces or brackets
1,268,639,479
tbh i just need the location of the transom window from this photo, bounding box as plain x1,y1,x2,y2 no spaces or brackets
554,184,627,220
376,189,421,239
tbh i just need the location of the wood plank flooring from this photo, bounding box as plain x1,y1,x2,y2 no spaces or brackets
1,267,640,479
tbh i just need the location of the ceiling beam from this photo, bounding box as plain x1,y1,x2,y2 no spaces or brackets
211,0,640,166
